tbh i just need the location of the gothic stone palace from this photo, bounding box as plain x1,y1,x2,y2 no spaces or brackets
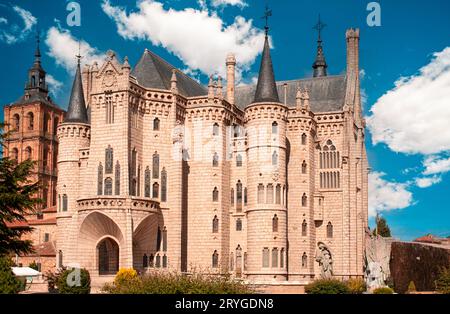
11,25,369,284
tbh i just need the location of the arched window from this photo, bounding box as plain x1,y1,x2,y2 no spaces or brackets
62,194,68,212
272,151,278,166
24,147,32,160
161,168,167,202
213,123,219,136
272,214,278,233
153,182,159,198
162,255,167,268
236,181,243,209
244,187,248,205
230,188,234,205
275,184,281,204
272,248,278,267
104,178,113,195
11,148,18,161
236,154,242,167
149,254,154,267
257,184,264,204
153,117,160,131
115,161,120,195
105,146,113,174
301,133,307,145
31,76,36,87
266,184,274,203
212,215,219,233
212,187,219,202
302,253,308,268
212,152,219,167
155,255,161,268
58,250,63,268
212,250,219,268
156,227,162,251
12,114,20,132
97,163,103,195
152,152,159,179
262,248,269,268
272,121,278,134
302,161,307,174
143,254,148,268
302,193,307,207
236,218,242,231
302,220,307,236
27,112,34,130
144,167,151,197
327,222,333,238
162,227,167,251
280,248,285,268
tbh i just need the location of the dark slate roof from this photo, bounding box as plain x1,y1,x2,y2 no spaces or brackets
235,75,347,113
65,62,89,123
15,91,60,109
254,35,280,103
132,49,207,97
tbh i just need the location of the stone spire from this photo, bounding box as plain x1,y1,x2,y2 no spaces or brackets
171,69,178,93
65,56,89,123
253,6,279,103
208,75,215,99
25,29,47,93
312,15,328,78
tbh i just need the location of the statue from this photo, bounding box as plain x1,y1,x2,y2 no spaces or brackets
315,242,333,279
364,230,394,291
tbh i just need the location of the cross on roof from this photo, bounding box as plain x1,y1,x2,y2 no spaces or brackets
261,4,272,36
75,40,83,64
313,14,326,41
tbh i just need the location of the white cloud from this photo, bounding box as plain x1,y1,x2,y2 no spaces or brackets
0,5,36,44
367,47,450,155
211,0,247,8
45,26,106,73
422,155,450,176
46,74,63,96
368,172,413,217
415,176,442,188
101,0,264,81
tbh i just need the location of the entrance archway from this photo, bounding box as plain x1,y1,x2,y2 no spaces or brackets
97,237,119,275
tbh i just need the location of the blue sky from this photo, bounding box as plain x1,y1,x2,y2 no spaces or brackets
1,0,449,240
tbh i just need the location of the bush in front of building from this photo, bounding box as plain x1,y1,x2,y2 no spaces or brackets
345,278,367,294
372,287,394,294
57,267,91,294
0,255,22,294
435,267,450,294
103,271,253,294
114,268,139,288
305,279,350,294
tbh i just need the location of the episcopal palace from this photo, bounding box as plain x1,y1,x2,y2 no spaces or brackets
2,24,368,285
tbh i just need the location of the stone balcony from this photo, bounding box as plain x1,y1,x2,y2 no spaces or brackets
76,196,160,214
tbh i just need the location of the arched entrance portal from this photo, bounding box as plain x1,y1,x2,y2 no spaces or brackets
97,237,119,275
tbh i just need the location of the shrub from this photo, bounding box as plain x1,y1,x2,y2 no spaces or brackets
103,271,253,294
346,278,367,294
28,261,39,271
44,267,66,293
435,267,450,294
407,281,417,294
0,255,22,294
114,268,139,288
57,268,91,294
305,279,350,294
373,287,394,294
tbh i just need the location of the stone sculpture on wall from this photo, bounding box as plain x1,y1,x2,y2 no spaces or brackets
316,242,333,279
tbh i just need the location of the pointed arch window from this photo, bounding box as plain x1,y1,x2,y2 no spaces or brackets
236,154,242,167
213,123,219,136
152,152,159,179
302,161,307,174
213,152,219,167
272,214,278,233
302,193,307,207
153,182,159,198
153,117,160,131
275,184,281,204
212,250,219,268
280,248,285,268
272,248,278,267
302,253,308,268
301,133,307,145
149,254,154,267
272,121,278,134
212,216,219,233
105,146,113,174
104,178,113,195
272,151,278,166
266,184,274,203
162,227,167,251
155,255,161,268
302,220,307,236
327,222,333,238
162,255,167,268
257,184,264,204
156,227,162,251
244,187,248,206
62,194,68,212
262,248,270,268
236,218,242,231
236,181,243,209
97,163,103,195
161,168,167,202
212,187,219,202
144,167,151,197
115,161,120,195
143,254,148,268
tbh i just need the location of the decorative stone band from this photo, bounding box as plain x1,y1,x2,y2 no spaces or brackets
57,123,91,140
76,196,160,214
244,102,288,123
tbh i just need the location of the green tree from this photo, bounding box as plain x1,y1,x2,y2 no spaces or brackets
0,123,40,256
0,255,22,294
373,213,392,238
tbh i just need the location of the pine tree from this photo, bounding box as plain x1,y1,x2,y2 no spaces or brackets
0,123,40,256
0,255,22,293
373,213,392,238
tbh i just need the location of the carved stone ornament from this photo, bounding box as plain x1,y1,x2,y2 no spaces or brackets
102,70,116,88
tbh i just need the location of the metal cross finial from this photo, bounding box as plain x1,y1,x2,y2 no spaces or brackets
313,14,326,41
261,4,272,36
75,40,83,65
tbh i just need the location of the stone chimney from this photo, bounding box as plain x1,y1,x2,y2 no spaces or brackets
226,53,236,105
